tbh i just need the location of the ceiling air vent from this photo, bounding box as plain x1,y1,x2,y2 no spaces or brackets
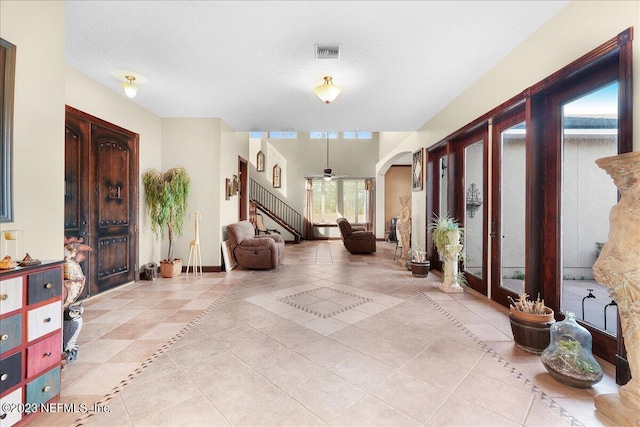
315,45,341,59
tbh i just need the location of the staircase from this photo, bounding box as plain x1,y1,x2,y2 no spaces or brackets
250,179,303,243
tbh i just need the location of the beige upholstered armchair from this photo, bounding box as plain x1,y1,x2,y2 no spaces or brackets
226,220,284,269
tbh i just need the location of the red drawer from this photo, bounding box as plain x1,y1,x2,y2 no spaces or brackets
26,332,61,378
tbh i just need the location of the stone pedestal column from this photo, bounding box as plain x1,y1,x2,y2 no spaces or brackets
592,151,640,426
396,195,411,266
441,243,463,293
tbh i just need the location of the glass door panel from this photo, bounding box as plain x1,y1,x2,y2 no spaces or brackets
561,81,618,336
464,140,484,280
500,122,526,295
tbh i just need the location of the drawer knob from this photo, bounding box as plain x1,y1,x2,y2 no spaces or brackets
44,282,53,289
44,352,52,357
0,334,8,341
43,386,51,393
44,317,52,323
0,294,7,301
0,373,7,381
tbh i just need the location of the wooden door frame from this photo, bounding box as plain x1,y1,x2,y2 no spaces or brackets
451,125,489,295
238,156,248,221
65,105,140,294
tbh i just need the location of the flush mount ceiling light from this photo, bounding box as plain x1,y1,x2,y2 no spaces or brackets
314,76,342,104
123,75,137,98
111,70,148,98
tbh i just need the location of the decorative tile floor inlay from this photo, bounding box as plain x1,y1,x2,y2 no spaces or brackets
277,288,373,319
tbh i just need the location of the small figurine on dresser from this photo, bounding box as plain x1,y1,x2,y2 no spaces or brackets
62,236,92,364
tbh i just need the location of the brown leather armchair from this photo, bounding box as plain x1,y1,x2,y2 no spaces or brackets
337,218,376,254
227,220,284,269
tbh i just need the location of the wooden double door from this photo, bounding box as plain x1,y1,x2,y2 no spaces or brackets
64,106,139,298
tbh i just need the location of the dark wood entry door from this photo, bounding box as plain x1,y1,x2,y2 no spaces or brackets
64,106,139,297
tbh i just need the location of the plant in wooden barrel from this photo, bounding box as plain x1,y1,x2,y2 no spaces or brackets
508,293,555,354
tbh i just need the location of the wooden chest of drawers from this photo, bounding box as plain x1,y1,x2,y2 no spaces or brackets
0,261,64,426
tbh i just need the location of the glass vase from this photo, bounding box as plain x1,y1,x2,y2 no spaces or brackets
541,312,603,388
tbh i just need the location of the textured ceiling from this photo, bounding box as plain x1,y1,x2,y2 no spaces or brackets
65,1,568,132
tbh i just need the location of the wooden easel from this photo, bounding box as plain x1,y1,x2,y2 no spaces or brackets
186,210,203,275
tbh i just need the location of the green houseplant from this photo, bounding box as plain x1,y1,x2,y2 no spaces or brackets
142,166,190,278
428,213,465,291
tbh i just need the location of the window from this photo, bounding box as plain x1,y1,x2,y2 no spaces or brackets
343,131,373,139
310,131,338,139
268,131,297,139
312,179,367,224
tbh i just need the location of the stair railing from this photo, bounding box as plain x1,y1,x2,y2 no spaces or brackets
249,179,303,236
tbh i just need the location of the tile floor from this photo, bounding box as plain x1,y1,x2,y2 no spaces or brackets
27,241,621,427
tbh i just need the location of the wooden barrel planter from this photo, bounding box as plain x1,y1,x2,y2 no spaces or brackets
411,261,430,278
509,307,555,354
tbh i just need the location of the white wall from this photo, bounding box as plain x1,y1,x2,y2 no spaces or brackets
161,118,249,267
0,1,66,260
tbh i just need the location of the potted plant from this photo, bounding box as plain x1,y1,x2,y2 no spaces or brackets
142,166,190,278
508,293,555,354
408,245,430,277
428,213,465,291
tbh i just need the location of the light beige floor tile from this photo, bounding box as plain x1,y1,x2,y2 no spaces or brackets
329,394,422,426
451,371,536,423
63,362,140,396
427,394,520,426
303,317,350,336
235,395,326,426
373,371,450,423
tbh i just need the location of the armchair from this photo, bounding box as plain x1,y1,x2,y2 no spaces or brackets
226,220,284,269
337,218,376,254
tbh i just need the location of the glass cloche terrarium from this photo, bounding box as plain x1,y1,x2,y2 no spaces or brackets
541,312,603,388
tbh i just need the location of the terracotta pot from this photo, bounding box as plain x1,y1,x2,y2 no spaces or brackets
160,259,182,278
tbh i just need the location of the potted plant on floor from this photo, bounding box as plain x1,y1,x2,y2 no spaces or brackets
142,166,191,278
508,292,555,354
408,245,430,277
428,213,465,292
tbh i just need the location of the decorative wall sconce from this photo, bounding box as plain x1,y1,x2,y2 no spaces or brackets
256,151,265,172
273,164,281,188
225,174,241,200
466,183,482,218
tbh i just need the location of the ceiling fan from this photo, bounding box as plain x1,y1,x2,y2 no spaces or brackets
309,133,347,181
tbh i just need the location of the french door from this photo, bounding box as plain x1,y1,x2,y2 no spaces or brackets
453,128,488,295
490,109,526,306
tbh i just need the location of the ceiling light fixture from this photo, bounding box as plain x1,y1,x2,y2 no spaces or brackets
123,75,137,98
314,76,342,104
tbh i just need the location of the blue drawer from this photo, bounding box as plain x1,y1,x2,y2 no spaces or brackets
25,367,60,412
0,313,22,354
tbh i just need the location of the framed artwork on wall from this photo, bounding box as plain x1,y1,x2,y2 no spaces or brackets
412,148,423,191
273,164,281,188
257,151,265,172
